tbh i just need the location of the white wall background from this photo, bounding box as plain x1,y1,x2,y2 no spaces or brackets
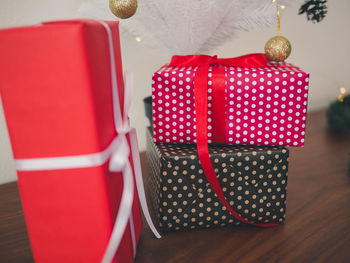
0,0,349,184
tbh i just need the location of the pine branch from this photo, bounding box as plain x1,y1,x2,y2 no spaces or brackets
299,0,328,23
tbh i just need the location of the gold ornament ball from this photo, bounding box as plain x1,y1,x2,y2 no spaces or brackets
264,35,292,62
109,0,137,19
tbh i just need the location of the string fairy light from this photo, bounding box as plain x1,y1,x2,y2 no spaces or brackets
273,0,286,37
277,4,280,36
338,87,347,102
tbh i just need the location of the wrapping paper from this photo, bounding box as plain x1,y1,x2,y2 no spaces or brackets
152,61,309,146
146,128,289,232
0,20,141,263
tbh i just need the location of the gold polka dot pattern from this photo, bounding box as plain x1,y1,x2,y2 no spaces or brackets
146,128,289,232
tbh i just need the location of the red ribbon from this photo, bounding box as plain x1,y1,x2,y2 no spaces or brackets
169,54,278,227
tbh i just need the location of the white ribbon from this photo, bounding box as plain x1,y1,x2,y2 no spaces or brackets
14,20,160,263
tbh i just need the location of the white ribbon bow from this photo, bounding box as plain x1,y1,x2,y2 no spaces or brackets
14,20,161,263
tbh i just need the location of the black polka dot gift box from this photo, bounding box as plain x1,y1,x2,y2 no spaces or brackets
146,128,289,232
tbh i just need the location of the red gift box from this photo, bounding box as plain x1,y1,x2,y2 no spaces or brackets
152,55,310,147
0,20,159,263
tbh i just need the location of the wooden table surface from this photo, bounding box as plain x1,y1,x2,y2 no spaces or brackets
0,109,349,263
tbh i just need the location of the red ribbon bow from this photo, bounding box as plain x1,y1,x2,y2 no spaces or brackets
169,53,268,68
169,54,278,227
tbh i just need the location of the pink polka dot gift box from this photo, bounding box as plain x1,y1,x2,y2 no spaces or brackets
152,54,309,147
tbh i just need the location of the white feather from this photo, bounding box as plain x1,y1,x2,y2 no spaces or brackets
77,0,293,56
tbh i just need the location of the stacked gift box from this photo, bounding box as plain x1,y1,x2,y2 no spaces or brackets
147,54,309,231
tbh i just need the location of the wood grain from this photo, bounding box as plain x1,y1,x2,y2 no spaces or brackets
0,182,33,263
0,109,349,263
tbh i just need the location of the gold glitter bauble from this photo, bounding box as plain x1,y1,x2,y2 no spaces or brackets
109,0,137,19
264,35,292,62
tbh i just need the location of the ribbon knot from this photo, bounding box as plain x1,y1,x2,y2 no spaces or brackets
208,55,218,66
109,133,130,172
109,115,134,173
